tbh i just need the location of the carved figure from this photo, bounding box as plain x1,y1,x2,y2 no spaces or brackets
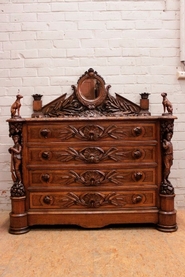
161,93,173,114
162,132,173,184
9,134,22,183
11,92,23,118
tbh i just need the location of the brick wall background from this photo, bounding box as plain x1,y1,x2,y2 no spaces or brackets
0,0,185,210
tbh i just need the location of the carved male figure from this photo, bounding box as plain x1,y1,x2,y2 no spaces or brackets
9,134,22,183
162,132,173,184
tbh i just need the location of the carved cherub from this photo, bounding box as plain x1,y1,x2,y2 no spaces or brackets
11,92,23,118
161,93,173,115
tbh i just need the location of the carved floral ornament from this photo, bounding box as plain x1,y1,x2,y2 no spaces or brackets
60,169,144,186
56,147,143,164
42,192,145,208
39,125,144,141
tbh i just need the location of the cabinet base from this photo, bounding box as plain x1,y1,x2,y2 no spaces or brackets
9,212,30,235
156,224,178,232
157,209,177,232
9,226,30,235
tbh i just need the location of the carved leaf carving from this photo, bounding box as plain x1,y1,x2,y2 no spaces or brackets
59,192,127,208
57,147,128,163
61,170,129,186
9,122,23,137
60,124,127,141
40,68,141,118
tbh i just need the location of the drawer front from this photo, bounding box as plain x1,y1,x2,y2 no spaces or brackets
26,121,157,143
27,145,157,165
29,190,157,209
28,168,156,187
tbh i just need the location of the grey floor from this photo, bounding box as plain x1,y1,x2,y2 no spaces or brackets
1,210,185,277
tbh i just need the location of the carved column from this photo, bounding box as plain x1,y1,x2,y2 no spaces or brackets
7,119,30,234
157,118,177,232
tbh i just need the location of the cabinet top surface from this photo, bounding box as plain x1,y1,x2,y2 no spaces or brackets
7,115,177,123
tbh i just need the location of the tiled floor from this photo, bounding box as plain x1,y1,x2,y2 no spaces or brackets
1,210,185,277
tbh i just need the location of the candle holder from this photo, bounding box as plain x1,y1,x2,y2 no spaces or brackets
139,93,151,116
32,94,43,118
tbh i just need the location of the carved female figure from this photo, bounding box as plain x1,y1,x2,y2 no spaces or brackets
9,134,22,183
162,132,173,184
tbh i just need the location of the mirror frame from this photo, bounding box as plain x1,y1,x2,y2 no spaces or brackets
76,68,108,109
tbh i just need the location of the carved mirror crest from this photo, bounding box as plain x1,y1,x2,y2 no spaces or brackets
75,68,108,109
39,68,141,117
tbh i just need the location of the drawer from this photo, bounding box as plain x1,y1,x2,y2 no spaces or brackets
27,145,157,165
26,121,157,143
28,168,156,187
29,189,157,209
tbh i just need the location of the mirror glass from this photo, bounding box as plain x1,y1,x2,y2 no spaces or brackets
80,78,101,100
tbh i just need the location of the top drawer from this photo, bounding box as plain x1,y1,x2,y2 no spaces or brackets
25,120,157,143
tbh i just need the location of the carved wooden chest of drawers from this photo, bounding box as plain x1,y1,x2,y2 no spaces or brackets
7,69,177,234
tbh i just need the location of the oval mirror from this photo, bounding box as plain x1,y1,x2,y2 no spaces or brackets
80,78,101,100
76,68,107,108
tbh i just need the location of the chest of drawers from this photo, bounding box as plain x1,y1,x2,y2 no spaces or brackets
7,69,177,234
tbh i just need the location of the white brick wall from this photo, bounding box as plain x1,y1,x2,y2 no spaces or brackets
0,0,185,210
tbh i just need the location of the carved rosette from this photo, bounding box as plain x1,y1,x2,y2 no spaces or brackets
160,119,175,195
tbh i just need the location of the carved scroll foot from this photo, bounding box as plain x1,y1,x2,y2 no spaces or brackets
9,196,30,235
157,194,177,232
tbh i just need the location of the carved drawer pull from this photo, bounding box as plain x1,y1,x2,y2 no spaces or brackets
43,195,53,205
134,172,143,181
41,151,50,160
132,149,142,159
40,129,51,138
41,174,50,182
132,194,143,204
133,127,142,136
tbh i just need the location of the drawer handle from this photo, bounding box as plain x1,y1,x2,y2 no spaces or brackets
132,194,143,204
133,150,142,159
133,127,142,136
43,195,52,205
41,174,50,182
134,172,143,181
40,129,51,138
41,151,50,160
